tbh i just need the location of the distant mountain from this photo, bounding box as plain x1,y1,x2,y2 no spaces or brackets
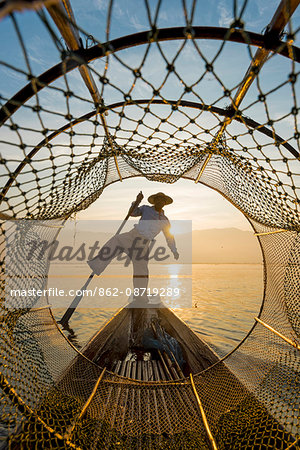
191,228,262,263
56,226,262,264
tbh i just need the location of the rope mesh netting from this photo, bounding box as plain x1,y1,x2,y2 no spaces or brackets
0,0,299,448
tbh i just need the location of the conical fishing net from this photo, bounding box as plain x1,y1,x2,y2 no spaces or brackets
0,0,299,448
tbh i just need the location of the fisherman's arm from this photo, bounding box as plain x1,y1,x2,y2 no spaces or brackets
163,222,179,260
130,191,144,216
130,204,143,216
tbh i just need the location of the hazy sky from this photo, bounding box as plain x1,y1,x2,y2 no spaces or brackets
77,176,253,231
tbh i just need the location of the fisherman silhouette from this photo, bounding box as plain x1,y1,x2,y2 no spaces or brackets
87,192,179,302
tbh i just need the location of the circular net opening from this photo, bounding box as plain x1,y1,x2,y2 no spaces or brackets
0,0,299,448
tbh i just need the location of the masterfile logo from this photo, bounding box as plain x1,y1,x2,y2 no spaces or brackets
4,219,192,309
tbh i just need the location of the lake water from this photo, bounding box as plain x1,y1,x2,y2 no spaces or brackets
52,263,263,357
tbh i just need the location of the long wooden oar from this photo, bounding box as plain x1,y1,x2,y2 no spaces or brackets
59,191,144,328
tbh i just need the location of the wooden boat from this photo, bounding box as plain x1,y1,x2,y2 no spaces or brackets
7,303,298,449
54,304,296,448
80,304,220,379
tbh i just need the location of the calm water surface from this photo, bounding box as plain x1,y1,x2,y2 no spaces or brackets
53,263,263,357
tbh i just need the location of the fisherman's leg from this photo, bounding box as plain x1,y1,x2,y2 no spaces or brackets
132,242,149,295
132,271,149,291
87,231,133,275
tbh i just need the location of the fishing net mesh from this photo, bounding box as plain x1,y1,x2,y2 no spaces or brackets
0,0,299,448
